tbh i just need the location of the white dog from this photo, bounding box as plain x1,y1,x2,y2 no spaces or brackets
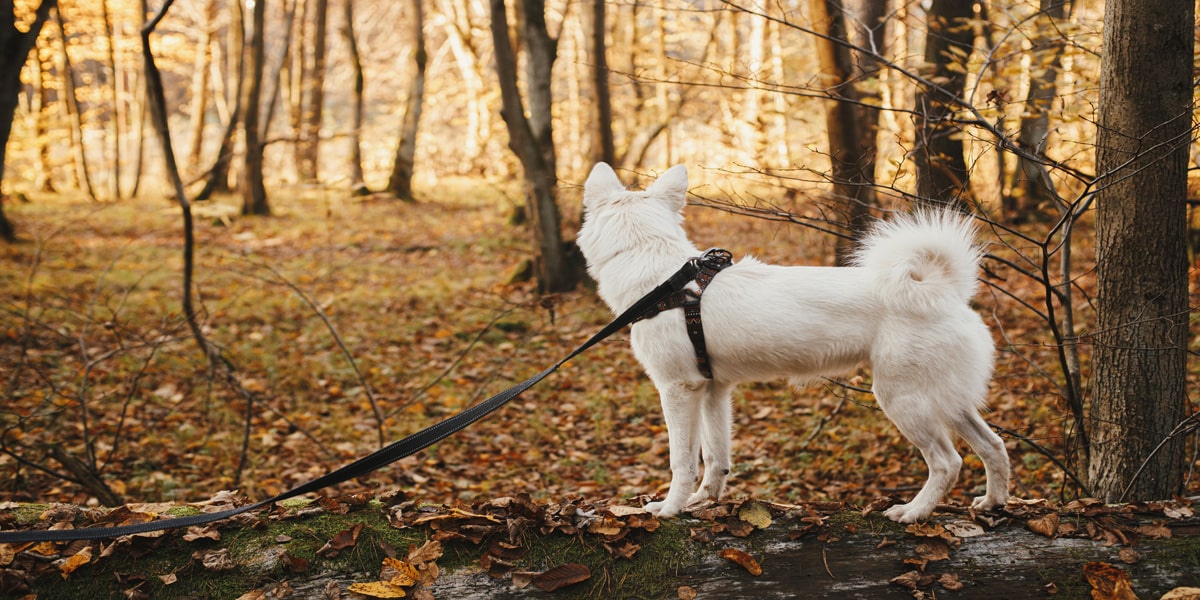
576,163,1009,523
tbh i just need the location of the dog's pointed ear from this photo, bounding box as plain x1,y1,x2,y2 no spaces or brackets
584,162,624,208
646,165,688,211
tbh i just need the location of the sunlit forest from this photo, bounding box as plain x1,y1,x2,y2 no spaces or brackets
1,0,1198,594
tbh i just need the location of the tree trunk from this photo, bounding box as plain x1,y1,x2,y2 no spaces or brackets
54,7,97,202
1006,0,1067,221
387,0,426,202
341,0,367,196
186,0,217,173
588,0,614,166
30,42,55,192
489,0,575,293
240,0,269,215
6,501,1199,599
100,0,122,200
913,0,974,205
809,0,876,265
195,0,244,201
297,0,329,183
0,0,56,241
1087,0,1193,503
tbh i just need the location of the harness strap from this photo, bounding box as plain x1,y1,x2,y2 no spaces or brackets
634,248,733,379
0,254,713,544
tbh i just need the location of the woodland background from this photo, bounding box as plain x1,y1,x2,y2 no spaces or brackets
0,0,1198,526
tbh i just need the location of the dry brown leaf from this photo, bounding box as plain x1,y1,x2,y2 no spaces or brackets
381,557,420,587
192,548,236,571
1026,513,1060,537
1081,561,1139,600
406,539,443,565
677,584,698,599
58,545,92,579
718,547,762,576
0,544,14,567
938,573,964,591
317,522,364,558
233,590,267,600
347,581,407,598
915,539,951,562
738,501,773,529
1160,587,1200,600
158,573,177,585
532,563,591,592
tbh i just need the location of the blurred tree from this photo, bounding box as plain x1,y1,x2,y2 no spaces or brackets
0,0,56,241
241,0,269,215
809,0,876,265
296,0,329,183
913,0,974,205
342,0,367,196
387,0,425,201
1088,0,1192,503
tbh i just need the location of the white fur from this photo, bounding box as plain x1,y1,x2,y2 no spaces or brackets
577,162,1010,523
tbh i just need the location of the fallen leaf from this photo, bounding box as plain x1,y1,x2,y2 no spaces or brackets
317,522,364,558
1160,587,1200,600
915,539,951,562
677,584,698,599
1163,506,1194,519
1026,513,1060,537
938,572,964,591
381,557,420,587
406,539,443,565
347,581,408,598
738,501,773,529
607,505,649,517
718,547,762,576
1118,547,1141,564
158,573,177,585
532,563,591,592
944,520,985,538
233,591,267,600
192,548,236,571
1081,561,1138,600
59,545,92,578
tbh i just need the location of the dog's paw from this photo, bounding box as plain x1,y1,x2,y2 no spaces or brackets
971,493,1006,512
883,502,934,523
643,500,682,518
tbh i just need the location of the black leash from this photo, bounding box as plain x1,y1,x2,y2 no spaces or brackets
0,250,731,543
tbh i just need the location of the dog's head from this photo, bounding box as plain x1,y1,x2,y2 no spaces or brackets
577,163,692,269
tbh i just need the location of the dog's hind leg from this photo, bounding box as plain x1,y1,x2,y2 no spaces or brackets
876,390,963,523
953,411,1010,512
688,382,735,507
644,380,708,517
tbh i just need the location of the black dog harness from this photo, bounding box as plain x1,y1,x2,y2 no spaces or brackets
633,248,734,379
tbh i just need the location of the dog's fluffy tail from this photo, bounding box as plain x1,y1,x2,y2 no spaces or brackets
853,210,982,313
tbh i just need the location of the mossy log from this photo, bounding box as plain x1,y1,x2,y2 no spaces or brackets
2,496,1198,600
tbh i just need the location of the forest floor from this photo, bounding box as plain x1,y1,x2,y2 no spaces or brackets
0,183,1198,597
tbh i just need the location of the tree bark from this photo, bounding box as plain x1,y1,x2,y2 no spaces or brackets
913,0,974,205
0,0,56,241
297,0,329,183
387,0,426,202
489,0,575,293
195,0,244,201
808,0,876,265
1088,0,1193,503
240,0,269,215
1006,0,1067,221
588,0,614,166
6,502,1199,599
341,0,367,196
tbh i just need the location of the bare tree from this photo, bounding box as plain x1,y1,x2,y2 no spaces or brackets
588,0,613,166
1088,0,1193,502
808,0,875,264
489,0,576,292
913,0,974,205
387,0,426,201
0,0,56,241
342,0,368,196
296,0,329,183
241,0,269,215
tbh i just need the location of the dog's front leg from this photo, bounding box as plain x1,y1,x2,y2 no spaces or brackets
643,381,706,517
688,383,734,507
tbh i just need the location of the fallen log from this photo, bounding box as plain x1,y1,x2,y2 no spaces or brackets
1,494,1197,599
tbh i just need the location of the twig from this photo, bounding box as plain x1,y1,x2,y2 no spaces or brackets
251,261,386,448
987,421,1090,497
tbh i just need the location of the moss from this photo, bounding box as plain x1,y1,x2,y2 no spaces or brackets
518,519,700,600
